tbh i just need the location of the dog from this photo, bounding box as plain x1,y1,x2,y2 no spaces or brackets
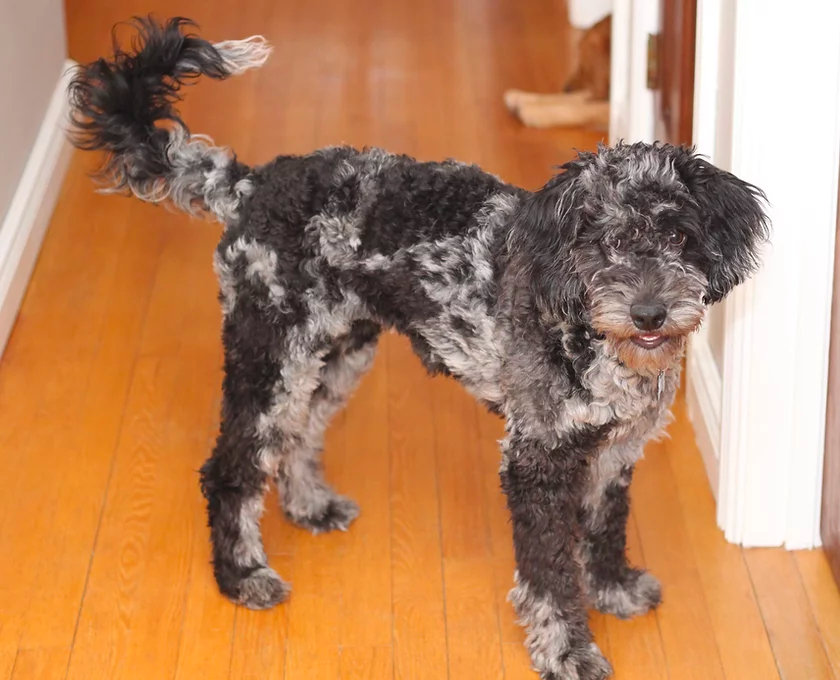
68,18,768,680
505,14,611,129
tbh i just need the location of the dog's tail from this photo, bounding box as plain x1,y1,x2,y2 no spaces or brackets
68,17,271,222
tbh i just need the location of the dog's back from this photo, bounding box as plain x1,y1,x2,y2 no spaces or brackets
215,143,519,404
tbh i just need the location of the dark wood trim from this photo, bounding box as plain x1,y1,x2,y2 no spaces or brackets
657,0,697,145
822,151,840,587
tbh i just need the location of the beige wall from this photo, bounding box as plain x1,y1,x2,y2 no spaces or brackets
0,1,67,225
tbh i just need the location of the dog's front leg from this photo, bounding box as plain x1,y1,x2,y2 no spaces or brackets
500,429,612,680
581,456,662,619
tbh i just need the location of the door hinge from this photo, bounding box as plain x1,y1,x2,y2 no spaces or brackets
647,33,660,90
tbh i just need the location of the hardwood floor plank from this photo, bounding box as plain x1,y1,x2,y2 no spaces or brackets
386,337,448,680
666,400,780,680
174,520,237,680
284,419,346,653
335,356,393,648
285,643,340,680
63,355,182,680
604,513,668,680
339,646,394,680
0,196,165,659
746,548,834,680
9,647,71,680
501,642,537,680
444,559,504,680
795,549,840,677
117,361,220,680
631,441,726,680
433,377,491,560
476,410,524,657
65,218,221,680
229,557,293,680
0,649,15,680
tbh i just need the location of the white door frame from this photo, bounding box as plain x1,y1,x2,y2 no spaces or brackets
611,0,840,548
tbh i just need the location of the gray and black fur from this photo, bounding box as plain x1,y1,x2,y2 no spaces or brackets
68,18,769,680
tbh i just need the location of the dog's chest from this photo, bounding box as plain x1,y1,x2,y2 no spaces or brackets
560,354,677,446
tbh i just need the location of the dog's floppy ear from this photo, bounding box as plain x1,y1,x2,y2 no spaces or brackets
677,154,770,303
508,166,588,323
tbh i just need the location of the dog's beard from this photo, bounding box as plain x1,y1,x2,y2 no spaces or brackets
604,334,688,375
589,291,704,375
582,262,707,375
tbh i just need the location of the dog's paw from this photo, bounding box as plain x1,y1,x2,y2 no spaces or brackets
286,494,360,535
232,566,291,610
591,569,662,619
538,642,612,680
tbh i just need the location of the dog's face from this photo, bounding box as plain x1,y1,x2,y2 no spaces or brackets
509,143,769,374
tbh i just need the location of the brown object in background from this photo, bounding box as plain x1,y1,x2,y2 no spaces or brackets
655,0,697,145
505,16,611,130
822,155,840,588
562,15,612,101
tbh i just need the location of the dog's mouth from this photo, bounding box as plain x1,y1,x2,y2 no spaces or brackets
630,333,668,350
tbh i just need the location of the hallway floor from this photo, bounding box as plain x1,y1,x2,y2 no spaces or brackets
0,0,838,677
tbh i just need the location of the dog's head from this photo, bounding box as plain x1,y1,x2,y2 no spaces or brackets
509,142,769,374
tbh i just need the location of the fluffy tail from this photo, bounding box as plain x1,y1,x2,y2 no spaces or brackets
68,16,271,222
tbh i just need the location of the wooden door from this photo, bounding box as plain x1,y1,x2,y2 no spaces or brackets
654,0,697,404
654,0,697,145
822,167,840,586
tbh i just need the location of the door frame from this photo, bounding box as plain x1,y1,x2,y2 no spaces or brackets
611,0,840,548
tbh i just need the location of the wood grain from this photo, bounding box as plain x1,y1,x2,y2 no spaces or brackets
229,557,293,680
339,646,394,680
746,548,835,680
631,441,726,680
335,356,393,649
444,559,505,680
604,513,668,680
795,549,840,677
9,647,71,680
387,337,449,680
666,400,780,680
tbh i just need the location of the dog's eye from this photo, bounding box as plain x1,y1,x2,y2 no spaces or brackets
668,230,687,248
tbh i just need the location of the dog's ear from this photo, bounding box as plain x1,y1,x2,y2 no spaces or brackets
677,154,770,303
508,167,587,323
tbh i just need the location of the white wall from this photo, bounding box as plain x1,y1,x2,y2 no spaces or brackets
0,1,68,225
689,0,840,549
609,0,658,144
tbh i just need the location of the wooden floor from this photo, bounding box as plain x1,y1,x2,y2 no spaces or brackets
0,0,838,677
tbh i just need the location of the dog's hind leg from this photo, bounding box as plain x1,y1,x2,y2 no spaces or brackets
276,320,380,534
581,458,662,619
200,316,294,610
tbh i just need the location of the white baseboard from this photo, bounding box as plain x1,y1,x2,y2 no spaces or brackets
0,59,75,358
685,334,723,498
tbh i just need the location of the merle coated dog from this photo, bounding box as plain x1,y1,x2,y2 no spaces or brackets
68,18,768,679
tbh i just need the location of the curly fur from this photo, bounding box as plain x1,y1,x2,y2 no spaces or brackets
68,17,770,680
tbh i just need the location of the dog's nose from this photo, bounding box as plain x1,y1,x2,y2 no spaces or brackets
630,302,667,331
